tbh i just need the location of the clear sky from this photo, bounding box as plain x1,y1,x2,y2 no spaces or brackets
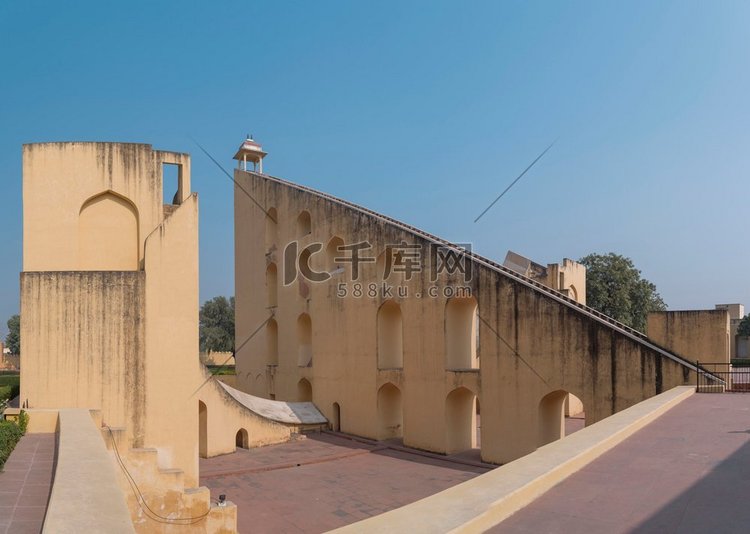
1,1,749,335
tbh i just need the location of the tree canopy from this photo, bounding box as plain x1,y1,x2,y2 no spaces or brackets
199,297,234,353
5,315,19,355
737,314,750,337
579,253,666,332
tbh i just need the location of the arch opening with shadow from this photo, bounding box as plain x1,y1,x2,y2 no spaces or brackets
445,387,478,454
445,296,479,369
297,313,312,367
538,389,585,447
377,300,403,369
377,383,403,440
332,402,341,432
297,378,312,402
235,428,249,449
297,210,311,237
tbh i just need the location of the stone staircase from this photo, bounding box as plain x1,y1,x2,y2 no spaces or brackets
98,420,236,533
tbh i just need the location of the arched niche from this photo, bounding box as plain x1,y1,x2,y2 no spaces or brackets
445,296,479,369
445,387,477,454
377,300,403,369
78,191,139,270
377,383,403,440
266,318,279,366
297,210,311,237
297,378,312,402
297,313,312,367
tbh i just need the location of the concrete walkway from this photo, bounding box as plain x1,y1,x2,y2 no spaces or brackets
200,432,493,533
0,433,56,534
494,394,750,534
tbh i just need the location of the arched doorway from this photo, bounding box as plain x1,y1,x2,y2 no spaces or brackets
377,300,403,369
235,428,249,449
198,401,207,458
377,383,403,440
297,378,312,402
538,390,570,447
564,393,586,436
445,296,479,369
332,402,341,432
445,387,477,454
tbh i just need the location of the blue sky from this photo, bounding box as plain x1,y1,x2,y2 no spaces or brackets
1,1,749,335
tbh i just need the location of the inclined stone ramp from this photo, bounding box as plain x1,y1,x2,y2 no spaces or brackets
216,381,328,426
254,171,705,377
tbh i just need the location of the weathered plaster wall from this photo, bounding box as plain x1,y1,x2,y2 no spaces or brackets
647,309,730,364
235,170,696,465
142,192,202,485
20,271,146,444
21,142,299,533
22,143,190,271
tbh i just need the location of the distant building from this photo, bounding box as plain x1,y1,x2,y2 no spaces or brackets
503,251,587,305
715,303,747,359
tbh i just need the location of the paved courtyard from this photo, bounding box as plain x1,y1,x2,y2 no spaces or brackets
0,433,56,534
200,432,494,533
494,393,750,533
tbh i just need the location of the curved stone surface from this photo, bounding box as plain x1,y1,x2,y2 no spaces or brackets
217,381,328,425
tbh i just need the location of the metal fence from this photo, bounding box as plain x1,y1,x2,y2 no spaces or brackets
696,362,750,393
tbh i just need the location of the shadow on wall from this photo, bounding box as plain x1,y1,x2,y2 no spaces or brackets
631,433,750,532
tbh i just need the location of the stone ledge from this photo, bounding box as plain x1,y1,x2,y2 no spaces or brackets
332,385,695,534
42,409,134,534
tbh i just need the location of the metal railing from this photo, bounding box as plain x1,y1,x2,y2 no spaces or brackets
696,362,750,393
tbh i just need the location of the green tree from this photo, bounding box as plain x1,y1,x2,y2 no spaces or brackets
579,253,666,332
737,314,750,337
5,315,19,355
199,297,234,353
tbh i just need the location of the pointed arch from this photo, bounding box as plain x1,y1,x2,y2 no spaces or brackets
297,378,312,402
266,318,279,366
445,387,477,454
297,313,313,367
377,300,403,369
377,383,403,440
445,296,479,369
538,390,569,446
235,428,249,449
78,190,139,270
297,210,311,237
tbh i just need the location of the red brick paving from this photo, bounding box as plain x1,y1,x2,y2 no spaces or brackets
493,394,750,534
200,432,492,534
0,433,56,534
